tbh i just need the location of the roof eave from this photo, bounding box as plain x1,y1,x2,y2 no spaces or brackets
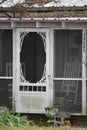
0,6,87,12
0,17,87,22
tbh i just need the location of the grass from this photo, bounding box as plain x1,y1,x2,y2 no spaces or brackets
0,110,29,127
0,110,87,130
0,126,87,130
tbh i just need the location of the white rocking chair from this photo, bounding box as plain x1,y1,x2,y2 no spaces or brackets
6,63,12,77
62,62,81,104
6,62,25,77
6,62,25,107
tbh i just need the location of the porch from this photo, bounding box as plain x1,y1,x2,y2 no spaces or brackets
0,28,86,115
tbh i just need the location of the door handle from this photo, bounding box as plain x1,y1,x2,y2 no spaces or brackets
48,75,53,88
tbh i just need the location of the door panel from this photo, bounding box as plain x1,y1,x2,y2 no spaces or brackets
15,29,49,113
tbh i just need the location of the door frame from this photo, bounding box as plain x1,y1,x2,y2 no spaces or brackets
13,28,51,113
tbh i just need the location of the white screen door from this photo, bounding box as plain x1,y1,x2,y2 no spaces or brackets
15,29,50,113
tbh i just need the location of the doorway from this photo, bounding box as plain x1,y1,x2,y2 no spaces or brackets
15,29,50,113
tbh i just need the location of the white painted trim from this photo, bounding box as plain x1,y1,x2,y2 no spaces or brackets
71,113,87,116
53,78,82,81
82,29,86,114
19,83,46,86
49,29,54,107
0,77,13,79
0,19,87,30
46,29,51,106
19,17,87,21
19,91,47,94
17,28,49,32
15,28,20,110
13,28,17,111
0,17,87,22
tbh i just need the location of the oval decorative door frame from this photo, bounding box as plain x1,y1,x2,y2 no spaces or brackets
20,31,46,84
